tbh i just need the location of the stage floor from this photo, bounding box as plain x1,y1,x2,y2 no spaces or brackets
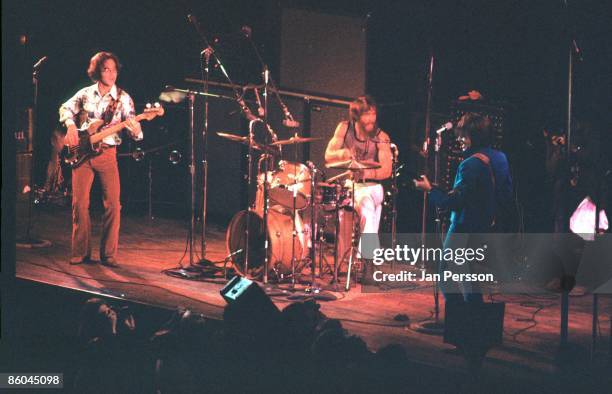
15,206,612,386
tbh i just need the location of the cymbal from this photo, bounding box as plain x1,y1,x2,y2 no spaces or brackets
217,132,275,153
217,132,247,143
325,159,381,170
270,136,322,146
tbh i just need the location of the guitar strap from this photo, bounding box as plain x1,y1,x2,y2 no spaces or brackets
470,152,495,189
101,88,123,126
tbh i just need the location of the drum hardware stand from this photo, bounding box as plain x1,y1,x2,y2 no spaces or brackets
317,227,333,277
323,160,378,291
344,176,361,291
286,161,337,301
290,151,300,289
260,67,272,284
17,57,52,249
287,134,307,289
221,248,242,280
389,143,400,272
244,118,264,276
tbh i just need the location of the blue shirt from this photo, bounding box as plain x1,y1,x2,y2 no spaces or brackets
429,147,512,233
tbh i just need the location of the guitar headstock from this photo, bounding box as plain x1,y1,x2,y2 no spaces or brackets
141,102,165,121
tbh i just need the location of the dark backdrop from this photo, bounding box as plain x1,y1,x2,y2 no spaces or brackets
3,0,611,229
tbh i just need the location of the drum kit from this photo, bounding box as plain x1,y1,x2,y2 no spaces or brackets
220,131,381,291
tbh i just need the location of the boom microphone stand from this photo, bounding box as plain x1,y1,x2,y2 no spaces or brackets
415,53,444,335
242,26,300,285
16,56,51,249
196,46,216,269
164,15,259,279
163,91,205,279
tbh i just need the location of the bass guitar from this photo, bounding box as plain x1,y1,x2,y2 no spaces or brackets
61,103,164,168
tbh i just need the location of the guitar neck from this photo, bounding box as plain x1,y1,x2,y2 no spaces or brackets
89,113,147,144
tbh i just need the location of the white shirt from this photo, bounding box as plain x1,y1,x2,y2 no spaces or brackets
59,83,143,145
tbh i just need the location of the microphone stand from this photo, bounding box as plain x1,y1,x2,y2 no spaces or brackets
164,91,205,279
165,15,259,279
242,28,297,129
243,28,296,287
415,53,444,335
196,46,216,269
16,58,51,249
559,0,583,354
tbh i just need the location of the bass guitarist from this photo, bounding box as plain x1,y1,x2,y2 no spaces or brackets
59,51,143,267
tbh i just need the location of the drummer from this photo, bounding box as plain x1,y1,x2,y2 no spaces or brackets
325,95,393,257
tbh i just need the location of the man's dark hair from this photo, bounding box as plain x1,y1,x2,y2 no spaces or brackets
349,95,377,122
87,51,122,82
456,112,493,149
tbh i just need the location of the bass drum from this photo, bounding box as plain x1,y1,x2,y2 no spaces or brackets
226,210,307,278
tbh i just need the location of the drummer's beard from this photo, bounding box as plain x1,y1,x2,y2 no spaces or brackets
359,120,377,137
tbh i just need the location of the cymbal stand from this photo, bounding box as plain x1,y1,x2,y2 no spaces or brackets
390,144,399,249
390,144,399,273
344,177,360,291
244,118,264,275
308,163,322,291
290,141,299,288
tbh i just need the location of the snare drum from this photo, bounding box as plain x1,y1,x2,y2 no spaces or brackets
315,182,351,211
315,182,340,210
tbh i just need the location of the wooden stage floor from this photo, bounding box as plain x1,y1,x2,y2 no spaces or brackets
16,207,612,388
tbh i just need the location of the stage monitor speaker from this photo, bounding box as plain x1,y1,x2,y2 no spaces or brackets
280,7,366,98
220,275,280,318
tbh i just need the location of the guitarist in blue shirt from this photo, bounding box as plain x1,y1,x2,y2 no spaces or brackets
414,113,513,303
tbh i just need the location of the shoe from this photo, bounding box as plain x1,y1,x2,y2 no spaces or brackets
70,256,91,265
101,257,120,268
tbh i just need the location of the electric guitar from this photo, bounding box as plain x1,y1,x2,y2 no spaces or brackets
61,103,164,168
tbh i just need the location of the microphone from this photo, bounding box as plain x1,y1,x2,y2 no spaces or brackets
282,118,300,128
435,122,453,135
280,102,300,128
33,56,48,70
187,14,205,37
253,88,265,117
